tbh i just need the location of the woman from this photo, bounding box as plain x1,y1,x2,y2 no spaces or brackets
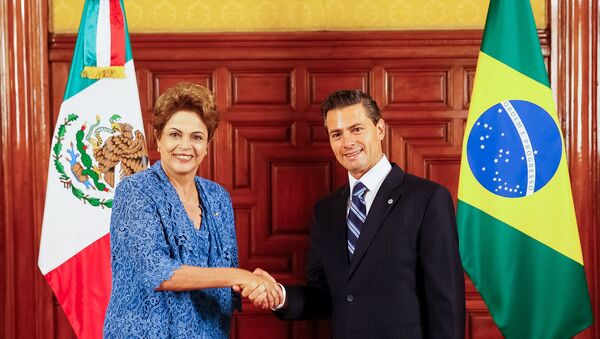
103,83,280,338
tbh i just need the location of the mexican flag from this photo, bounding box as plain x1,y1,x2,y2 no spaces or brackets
457,0,593,338
38,0,147,337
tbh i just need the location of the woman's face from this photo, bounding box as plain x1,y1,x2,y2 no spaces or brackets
155,110,209,178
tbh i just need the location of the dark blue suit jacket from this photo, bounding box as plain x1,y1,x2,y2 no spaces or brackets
276,164,465,339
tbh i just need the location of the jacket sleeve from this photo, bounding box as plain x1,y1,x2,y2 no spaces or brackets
110,178,181,290
219,186,242,311
274,206,332,320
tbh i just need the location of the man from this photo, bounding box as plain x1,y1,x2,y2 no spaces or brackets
246,89,465,338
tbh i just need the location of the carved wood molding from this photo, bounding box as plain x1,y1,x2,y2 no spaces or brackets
551,0,599,338
48,30,550,62
0,0,9,335
0,0,52,338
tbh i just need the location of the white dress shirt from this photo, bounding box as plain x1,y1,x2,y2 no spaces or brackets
347,154,392,216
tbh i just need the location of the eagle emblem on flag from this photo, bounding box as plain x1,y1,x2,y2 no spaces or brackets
52,113,148,208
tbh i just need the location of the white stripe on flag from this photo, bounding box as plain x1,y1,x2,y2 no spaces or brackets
38,61,144,274
96,0,111,67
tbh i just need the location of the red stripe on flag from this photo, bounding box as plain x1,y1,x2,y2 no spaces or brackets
109,0,125,66
45,234,111,339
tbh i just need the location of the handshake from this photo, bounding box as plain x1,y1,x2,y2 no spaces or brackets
233,268,284,310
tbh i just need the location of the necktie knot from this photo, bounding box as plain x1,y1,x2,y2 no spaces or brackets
352,181,367,198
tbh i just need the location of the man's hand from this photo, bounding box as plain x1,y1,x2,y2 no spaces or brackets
232,268,283,309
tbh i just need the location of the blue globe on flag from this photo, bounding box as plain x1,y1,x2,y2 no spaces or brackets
466,100,562,198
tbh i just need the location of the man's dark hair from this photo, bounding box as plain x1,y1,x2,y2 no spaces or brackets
320,89,382,125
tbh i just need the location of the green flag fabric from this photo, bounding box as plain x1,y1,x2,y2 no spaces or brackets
457,1,593,338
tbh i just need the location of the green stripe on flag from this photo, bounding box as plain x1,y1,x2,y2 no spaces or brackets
457,201,593,339
480,0,549,87
64,0,133,100
64,0,96,100
83,0,99,70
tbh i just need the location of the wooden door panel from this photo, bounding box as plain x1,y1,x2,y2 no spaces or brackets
387,68,452,109
308,69,371,109
231,71,292,107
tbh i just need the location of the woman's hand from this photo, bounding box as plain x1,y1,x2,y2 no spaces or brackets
232,268,282,309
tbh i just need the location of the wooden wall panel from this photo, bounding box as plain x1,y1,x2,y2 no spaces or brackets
251,146,341,278
232,313,291,339
155,73,213,95
308,70,370,109
387,69,451,108
463,67,476,109
466,310,503,339
0,7,597,338
270,162,332,234
231,71,292,107
231,123,293,189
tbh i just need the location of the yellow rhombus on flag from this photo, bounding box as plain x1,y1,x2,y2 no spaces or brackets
457,0,593,338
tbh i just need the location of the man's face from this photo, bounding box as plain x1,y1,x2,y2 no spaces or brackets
325,102,385,179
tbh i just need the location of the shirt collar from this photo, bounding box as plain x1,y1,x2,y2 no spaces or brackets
348,155,392,195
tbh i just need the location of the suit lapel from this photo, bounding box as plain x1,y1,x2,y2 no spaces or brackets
348,165,405,278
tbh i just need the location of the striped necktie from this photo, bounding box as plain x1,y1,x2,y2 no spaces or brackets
347,181,367,257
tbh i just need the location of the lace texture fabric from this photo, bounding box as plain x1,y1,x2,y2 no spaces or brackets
104,161,240,338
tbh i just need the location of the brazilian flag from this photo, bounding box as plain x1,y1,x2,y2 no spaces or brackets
457,0,593,338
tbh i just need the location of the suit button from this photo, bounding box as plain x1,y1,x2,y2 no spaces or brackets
346,294,354,302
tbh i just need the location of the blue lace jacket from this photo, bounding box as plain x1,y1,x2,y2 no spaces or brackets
104,161,240,338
